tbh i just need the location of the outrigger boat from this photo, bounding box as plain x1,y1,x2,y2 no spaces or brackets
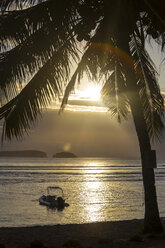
39,186,69,209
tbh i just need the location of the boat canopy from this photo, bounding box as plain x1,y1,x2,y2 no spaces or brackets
47,186,64,197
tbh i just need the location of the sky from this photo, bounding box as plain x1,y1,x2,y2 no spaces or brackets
1,80,165,159
0,43,165,159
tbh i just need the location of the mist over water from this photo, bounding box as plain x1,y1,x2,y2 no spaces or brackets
0,157,165,227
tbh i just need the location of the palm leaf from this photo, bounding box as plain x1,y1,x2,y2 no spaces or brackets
0,0,43,11
0,0,79,101
101,63,129,122
0,0,79,50
60,9,132,115
130,33,164,140
0,23,71,99
0,32,79,140
0,56,65,140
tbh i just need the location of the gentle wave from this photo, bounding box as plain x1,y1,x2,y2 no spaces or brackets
0,157,165,227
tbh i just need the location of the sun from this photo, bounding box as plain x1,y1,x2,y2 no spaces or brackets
79,85,101,101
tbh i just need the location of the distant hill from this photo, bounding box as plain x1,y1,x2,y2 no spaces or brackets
53,152,77,158
0,150,47,158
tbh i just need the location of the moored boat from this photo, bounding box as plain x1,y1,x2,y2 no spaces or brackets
39,186,69,209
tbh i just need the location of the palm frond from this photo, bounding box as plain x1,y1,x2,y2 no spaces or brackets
130,33,164,140
59,44,98,112
101,64,129,122
0,54,67,140
0,0,42,11
0,32,79,140
1,81,53,141
0,24,72,99
0,0,79,50
60,10,132,117
0,0,79,101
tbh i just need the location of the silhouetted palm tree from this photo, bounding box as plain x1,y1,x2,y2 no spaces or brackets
0,0,165,233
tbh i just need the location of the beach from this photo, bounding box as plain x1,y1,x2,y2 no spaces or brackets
1,219,165,248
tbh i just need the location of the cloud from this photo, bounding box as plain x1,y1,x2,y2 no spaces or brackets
68,99,103,107
50,98,106,113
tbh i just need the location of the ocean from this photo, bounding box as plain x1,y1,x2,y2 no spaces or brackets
0,157,165,227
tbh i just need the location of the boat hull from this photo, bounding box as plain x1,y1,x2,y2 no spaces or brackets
39,195,69,208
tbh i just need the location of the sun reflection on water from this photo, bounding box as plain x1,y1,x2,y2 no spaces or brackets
83,181,104,222
87,162,101,167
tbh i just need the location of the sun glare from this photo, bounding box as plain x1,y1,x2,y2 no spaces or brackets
79,85,101,101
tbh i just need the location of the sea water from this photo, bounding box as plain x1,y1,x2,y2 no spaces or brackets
0,157,165,227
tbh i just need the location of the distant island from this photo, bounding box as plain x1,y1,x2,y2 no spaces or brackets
53,152,77,158
0,150,47,158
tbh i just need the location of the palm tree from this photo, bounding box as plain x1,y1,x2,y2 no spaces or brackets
0,0,165,233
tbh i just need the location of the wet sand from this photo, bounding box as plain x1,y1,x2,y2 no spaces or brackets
1,219,165,248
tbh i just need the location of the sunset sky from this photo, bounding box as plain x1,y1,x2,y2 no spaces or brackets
1,78,165,159
0,43,165,159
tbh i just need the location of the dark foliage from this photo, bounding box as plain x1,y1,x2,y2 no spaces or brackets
0,0,164,140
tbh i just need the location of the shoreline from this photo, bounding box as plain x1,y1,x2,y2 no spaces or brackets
1,219,165,248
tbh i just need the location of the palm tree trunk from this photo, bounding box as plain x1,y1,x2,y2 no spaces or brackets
126,72,163,233
118,33,163,232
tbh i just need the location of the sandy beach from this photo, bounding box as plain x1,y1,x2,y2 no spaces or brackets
1,219,165,248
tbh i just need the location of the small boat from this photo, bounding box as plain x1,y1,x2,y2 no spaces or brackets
39,186,69,209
